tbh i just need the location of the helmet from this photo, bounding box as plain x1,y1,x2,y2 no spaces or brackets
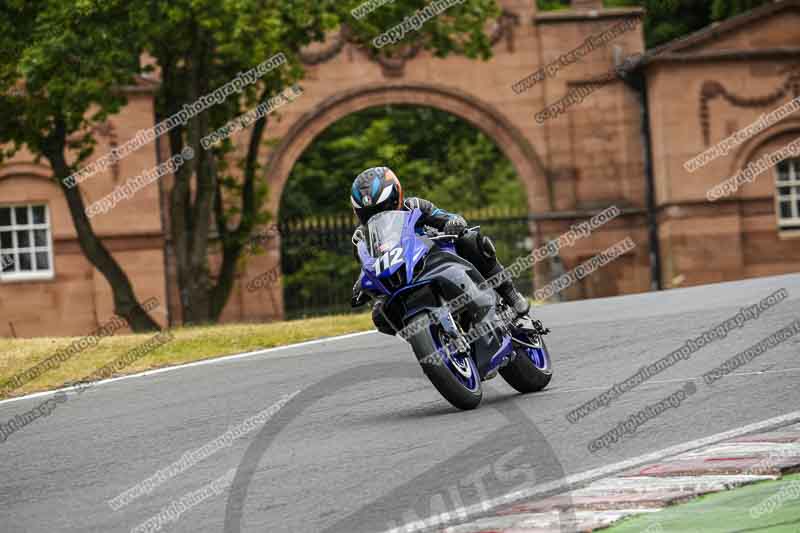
350,166,403,225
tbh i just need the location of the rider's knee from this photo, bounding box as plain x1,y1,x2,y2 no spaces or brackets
456,230,499,274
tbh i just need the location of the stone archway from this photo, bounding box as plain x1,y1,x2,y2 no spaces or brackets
229,0,646,321
256,83,554,320
262,82,553,217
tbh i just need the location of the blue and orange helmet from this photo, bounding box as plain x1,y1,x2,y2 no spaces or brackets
350,166,404,225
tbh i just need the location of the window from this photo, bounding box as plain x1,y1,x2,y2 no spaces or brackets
0,204,54,281
776,158,800,233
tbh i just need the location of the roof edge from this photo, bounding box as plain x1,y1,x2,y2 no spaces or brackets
644,0,800,59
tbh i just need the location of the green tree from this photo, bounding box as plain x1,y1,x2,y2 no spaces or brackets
0,0,159,330
0,0,500,327
710,0,771,21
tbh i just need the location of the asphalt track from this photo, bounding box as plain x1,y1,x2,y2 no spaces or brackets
1,273,798,532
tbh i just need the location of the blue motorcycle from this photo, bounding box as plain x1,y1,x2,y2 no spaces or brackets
354,209,552,410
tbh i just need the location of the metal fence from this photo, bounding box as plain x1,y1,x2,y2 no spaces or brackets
278,208,535,319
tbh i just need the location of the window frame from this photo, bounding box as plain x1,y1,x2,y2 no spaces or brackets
775,158,800,235
0,203,55,282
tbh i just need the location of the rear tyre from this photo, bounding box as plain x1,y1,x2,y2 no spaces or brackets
500,333,552,393
407,314,482,410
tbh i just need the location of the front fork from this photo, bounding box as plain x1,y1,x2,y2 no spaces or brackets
432,307,470,356
441,305,514,380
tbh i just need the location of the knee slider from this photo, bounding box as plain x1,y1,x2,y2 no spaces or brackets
479,235,496,259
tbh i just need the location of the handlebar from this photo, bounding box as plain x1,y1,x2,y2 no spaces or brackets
428,225,480,240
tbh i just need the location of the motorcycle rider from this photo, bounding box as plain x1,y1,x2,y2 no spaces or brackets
349,166,532,335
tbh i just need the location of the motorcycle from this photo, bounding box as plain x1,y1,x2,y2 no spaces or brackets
353,208,552,410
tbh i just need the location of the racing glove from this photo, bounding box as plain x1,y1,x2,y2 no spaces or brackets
351,276,369,308
443,215,468,236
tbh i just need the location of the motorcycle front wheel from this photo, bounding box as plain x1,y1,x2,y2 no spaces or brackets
407,314,482,410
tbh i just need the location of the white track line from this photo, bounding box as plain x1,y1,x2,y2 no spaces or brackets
3,337,796,408
381,409,800,533
0,330,377,407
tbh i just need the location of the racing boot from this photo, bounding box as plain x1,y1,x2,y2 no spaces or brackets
497,282,530,318
497,283,548,335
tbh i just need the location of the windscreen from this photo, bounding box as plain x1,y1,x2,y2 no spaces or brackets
366,210,408,258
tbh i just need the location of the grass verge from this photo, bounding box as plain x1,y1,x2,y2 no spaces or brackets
0,312,373,400
603,473,800,533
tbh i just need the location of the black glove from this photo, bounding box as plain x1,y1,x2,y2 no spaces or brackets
352,290,369,308
351,277,369,308
443,215,468,236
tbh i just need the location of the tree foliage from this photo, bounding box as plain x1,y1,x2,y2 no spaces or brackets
709,0,771,21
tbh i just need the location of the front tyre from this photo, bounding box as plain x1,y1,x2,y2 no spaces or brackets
407,314,482,410
500,332,553,393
